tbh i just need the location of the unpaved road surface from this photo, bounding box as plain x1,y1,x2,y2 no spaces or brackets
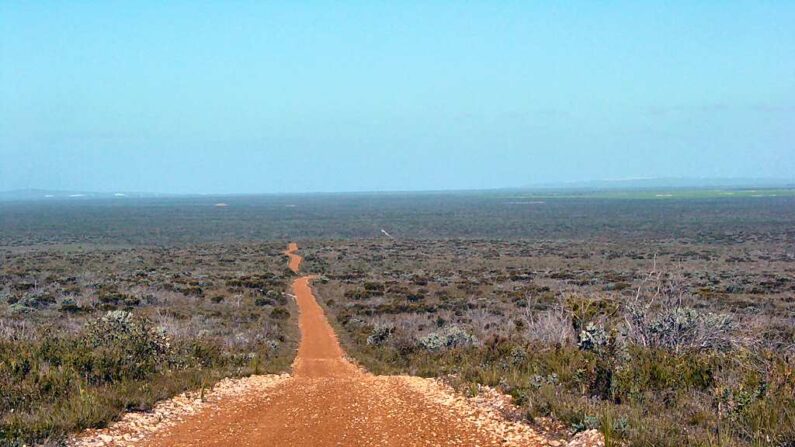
285,241,302,273
78,243,583,447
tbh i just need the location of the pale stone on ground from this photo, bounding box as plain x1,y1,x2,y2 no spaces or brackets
70,374,289,447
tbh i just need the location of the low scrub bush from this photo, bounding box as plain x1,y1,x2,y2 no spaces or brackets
366,325,393,346
418,326,476,352
269,307,290,320
0,310,292,445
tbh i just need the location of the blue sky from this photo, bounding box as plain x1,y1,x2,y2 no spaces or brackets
1,1,793,193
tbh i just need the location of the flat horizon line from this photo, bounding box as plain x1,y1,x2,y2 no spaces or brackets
3,176,795,200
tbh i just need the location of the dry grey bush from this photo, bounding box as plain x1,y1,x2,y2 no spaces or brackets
521,306,576,346
153,311,201,339
621,270,742,353
0,318,37,340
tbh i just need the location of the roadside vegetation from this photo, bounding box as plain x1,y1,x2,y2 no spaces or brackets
307,239,795,446
0,243,297,445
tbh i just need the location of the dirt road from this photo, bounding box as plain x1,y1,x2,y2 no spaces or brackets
116,243,560,446
285,242,302,273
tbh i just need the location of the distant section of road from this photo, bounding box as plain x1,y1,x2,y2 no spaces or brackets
285,242,302,273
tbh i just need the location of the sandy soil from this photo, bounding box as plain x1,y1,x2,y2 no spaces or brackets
72,243,603,447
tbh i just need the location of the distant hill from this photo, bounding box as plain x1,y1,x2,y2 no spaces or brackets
522,177,795,191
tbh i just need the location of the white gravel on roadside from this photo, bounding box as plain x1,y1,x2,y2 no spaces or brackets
397,376,604,447
69,374,290,447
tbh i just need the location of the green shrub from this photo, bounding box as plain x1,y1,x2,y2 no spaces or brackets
81,311,171,383
418,326,476,352
254,297,274,306
366,325,393,346
17,291,56,309
270,307,290,320
59,296,81,313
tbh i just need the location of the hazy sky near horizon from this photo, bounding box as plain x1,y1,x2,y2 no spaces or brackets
1,1,794,193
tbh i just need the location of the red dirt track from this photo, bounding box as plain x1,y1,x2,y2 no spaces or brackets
135,243,550,446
